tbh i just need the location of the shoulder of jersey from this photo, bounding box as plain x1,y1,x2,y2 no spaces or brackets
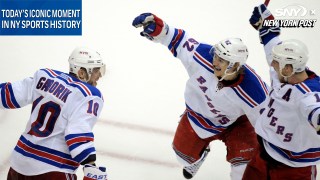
294,75,320,94
193,43,214,73
231,65,269,108
38,68,103,99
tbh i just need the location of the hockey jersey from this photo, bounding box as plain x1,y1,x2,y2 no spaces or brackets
158,26,269,139
255,36,320,167
0,68,103,175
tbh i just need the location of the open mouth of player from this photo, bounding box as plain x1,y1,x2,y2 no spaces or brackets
214,66,221,71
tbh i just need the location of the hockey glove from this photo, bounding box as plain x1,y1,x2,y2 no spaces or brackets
132,13,168,41
249,4,274,30
249,4,280,44
83,164,108,180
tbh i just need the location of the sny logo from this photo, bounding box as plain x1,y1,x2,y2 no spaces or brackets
274,4,309,17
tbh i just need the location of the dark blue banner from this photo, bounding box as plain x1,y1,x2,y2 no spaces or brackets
0,0,82,35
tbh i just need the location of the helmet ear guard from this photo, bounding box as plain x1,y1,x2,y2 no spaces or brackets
68,47,106,82
272,39,308,77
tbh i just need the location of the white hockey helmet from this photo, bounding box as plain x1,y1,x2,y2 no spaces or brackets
272,39,308,75
68,47,106,81
212,38,249,71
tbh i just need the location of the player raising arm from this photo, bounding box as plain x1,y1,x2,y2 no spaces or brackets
1,47,108,180
242,4,320,180
132,13,269,179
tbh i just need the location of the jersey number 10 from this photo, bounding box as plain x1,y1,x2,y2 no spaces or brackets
87,100,99,116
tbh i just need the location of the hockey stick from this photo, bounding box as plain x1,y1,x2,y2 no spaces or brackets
264,0,270,6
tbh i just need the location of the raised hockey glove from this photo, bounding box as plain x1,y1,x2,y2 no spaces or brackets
249,4,280,44
132,13,168,41
83,164,108,180
249,4,274,30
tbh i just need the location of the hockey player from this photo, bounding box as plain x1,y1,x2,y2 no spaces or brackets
1,47,108,180
242,4,320,180
132,13,269,179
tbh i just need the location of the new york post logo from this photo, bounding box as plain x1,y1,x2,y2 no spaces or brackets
263,4,317,28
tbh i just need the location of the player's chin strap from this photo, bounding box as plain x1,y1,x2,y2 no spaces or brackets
219,71,237,81
279,69,294,83
219,63,240,81
79,70,98,83
78,76,88,83
78,74,91,83
82,74,97,86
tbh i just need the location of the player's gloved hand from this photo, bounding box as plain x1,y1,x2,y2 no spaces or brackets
83,164,108,180
249,4,280,44
132,13,168,41
249,4,274,30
